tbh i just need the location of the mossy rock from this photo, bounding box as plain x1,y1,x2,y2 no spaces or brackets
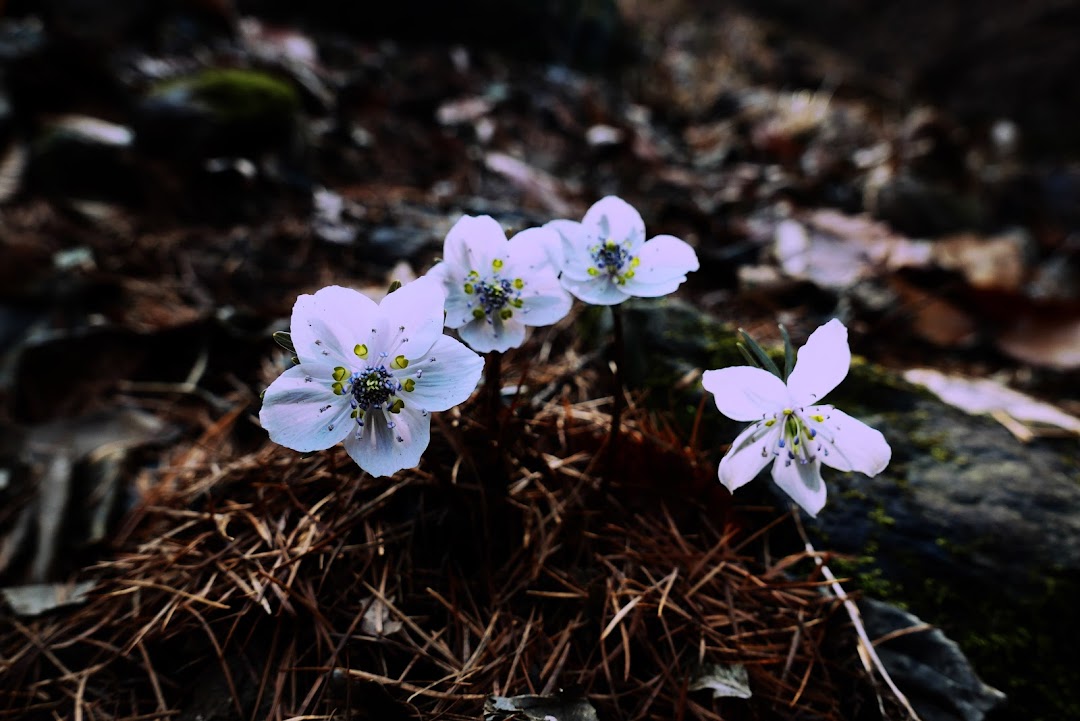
585,298,1080,720
137,68,300,159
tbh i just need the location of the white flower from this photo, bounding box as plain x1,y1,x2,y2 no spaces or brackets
701,319,891,517
430,214,572,353
259,276,484,478
545,195,699,306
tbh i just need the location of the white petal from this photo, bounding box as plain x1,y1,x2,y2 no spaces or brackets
259,363,351,451
560,275,628,306
540,219,576,268
786,319,850,406
771,458,827,517
378,275,447,356
582,196,646,251
621,235,699,297
443,215,508,273
291,286,378,366
702,366,789,422
549,219,598,282
343,406,430,478
518,275,572,326
718,422,781,492
810,408,891,476
431,263,474,329
399,335,484,412
506,227,561,274
458,316,527,353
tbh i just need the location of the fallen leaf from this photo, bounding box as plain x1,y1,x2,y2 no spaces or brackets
904,368,1080,440
485,694,599,721
689,663,753,699
996,310,1080,371
1,580,96,617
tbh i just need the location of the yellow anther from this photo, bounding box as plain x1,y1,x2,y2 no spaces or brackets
403,378,416,392
472,308,485,319
513,278,524,289
464,282,474,294
392,355,409,369
630,256,641,267
511,298,523,308
764,419,776,427
587,267,599,277
499,308,513,320
783,409,793,416
389,399,405,414
354,344,368,359
492,258,504,269
624,270,635,279
332,367,348,382
811,414,825,422
332,382,345,395
350,408,359,418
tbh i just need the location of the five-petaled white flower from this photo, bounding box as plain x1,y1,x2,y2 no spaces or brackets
545,195,699,305
701,319,891,516
430,214,572,353
260,276,484,478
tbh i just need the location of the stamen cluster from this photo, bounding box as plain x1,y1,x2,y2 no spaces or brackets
588,239,640,285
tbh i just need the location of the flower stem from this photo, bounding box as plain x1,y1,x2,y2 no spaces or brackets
607,304,625,474
486,350,503,431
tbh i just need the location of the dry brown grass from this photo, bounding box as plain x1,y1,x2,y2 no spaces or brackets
0,348,882,721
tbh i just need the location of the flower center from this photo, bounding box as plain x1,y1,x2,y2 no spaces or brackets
759,408,830,466
351,366,398,410
463,261,525,322
587,238,640,285
330,349,418,437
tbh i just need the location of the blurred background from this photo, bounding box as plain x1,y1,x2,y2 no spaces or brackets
0,1,1078,719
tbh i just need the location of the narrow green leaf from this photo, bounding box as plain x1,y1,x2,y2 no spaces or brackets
778,324,795,381
272,331,295,353
738,329,782,378
735,341,760,368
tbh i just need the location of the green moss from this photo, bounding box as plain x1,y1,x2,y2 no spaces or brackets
151,68,299,124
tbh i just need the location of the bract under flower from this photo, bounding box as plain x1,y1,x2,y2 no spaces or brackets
701,319,891,516
260,276,484,477
545,196,699,306
430,214,572,353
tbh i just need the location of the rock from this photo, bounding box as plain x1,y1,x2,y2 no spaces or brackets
28,114,139,204
861,598,1006,721
592,298,1080,721
866,170,986,237
135,67,301,161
